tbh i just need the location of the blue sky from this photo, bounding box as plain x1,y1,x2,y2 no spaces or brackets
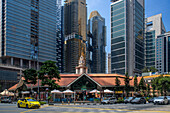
62,0,170,54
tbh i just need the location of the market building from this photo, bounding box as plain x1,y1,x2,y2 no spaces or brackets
9,55,142,101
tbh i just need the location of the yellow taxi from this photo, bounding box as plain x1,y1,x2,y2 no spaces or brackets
17,97,40,109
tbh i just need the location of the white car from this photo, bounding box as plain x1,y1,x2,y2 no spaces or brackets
154,96,168,105
101,97,117,104
166,96,170,104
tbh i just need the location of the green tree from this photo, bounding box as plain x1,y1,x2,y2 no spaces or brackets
142,67,149,73
134,75,138,92
149,67,158,73
142,67,158,73
147,84,151,97
115,76,120,91
138,77,146,94
124,73,130,97
38,60,61,90
151,83,156,97
158,77,170,96
23,69,37,85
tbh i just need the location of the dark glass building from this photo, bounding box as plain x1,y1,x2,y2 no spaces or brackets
111,0,145,76
88,11,106,73
0,0,57,69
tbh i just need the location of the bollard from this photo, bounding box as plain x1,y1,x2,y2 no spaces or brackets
68,101,70,105
62,101,64,105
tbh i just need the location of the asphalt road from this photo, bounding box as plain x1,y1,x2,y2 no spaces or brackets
0,103,170,113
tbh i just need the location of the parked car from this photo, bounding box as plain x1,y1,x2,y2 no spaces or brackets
1,96,12,103
148,97,155,103
101,97,117,104
124,97,135,104
109,97,117,104
154,96,168,105
131,97,146,104
17,97,40,109
166,96,170,104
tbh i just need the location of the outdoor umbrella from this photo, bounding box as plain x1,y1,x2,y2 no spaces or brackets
51,89,62,94
104,89,114,93
0,89,13,96
63,89,74,93
89,89,100,93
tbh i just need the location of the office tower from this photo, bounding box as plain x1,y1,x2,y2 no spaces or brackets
145,14,166,68
88,11,106,73
56,0,64,73
108,53,111,74
111,0,145,76
0,0,57,91
0,0,57,68
64,0,87,73
156,32,170,74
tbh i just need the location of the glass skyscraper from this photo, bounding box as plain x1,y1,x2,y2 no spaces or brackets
0,0,57,69
111,0,145,76
88,11,106,73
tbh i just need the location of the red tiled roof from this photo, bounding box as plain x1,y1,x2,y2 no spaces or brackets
9,73,143,90
8,83,18,91
88,74,125,78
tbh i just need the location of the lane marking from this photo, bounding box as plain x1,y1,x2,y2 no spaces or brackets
0,106,16,108
20,105,49,113
50,105,170,113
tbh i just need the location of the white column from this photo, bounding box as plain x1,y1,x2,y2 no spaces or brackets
37,62,39,70
29,61,31,69
11,57,14,65
76,68,79,74
20,59,23,68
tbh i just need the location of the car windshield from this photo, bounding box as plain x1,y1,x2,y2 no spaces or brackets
134,98,140,100
109,98,116,100
27,99,37,101
156,97,164,99
103,98,109,100
128,97,133,100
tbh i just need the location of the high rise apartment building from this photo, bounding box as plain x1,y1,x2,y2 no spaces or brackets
88,11,106,73
111,0,145,76
0,0,57,69
145,14,166,68
64,0,87,73
156,32,170,74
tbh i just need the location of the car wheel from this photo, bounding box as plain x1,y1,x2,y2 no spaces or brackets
18,104,20,108
26,104,29,109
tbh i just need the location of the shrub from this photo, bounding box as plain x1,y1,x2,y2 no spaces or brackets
39,101,46,105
